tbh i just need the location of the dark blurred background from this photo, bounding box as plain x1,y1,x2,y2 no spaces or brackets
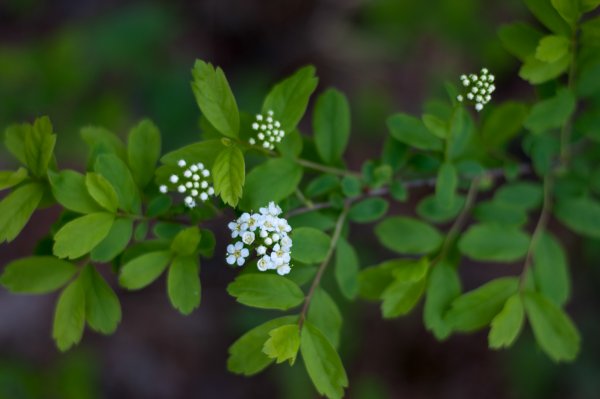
1,0,600,398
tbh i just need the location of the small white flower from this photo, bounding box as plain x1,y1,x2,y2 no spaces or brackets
277,264,291,276
170,175,179,184
178,159,186,167
159,185,168,193
242,231,255,245
200,192,208,201
270,244,291,266
229,221,243,238
226,242,249,266
280,236,292,250
272,233,280,242
257,245,267,255
457,95,464,102
257,255,272,271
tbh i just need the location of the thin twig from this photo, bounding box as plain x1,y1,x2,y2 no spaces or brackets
435,177,481,262
286,163,530,218
298,204,350,329
520,173,553,289
295,158,361,178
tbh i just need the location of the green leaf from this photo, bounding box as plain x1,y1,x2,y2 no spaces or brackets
227,274,305,310
551,0,581,26
498,22,544,61
276,129,303,159
81,126,126,165
386,113,443,151
555,196,600,239
4,123,28,165
445,277,519,332
458,223,530,262
171,227,201,256
313,88,351,164
227,316,297,376
524,89,576,134
0,167,27,191
417,194,465,224
146,195,172,217
358,258,426,301
212,146,245,207
95,153,141,214
473,200,528,227
535,34,571,62
381,276,426,319
127,119,161,187
263,324,301,365
494,181,543,210
341,176,362,198
53,279,86,352
85,172,119,213
291,227,331,264
488,294,525,349
48,170,103,214
240,158,302,211
80,265,121,334
167,255,201,315
532,232,570,306
447,107,474,161
53,213,115,260
119,251,172,290
348,198,389,223
24,116,56,178
481,102,528,148
523,291,580,362
307,288,342,348
424,261,461,340
262,65,318,132
160,139,225,167
0,256,77,294
524,0,571,35
90,218,133,262
375,217,443,255
0,183,44,243
422,113,448,139
580,0,600,12
436,163,457,210
519,54,570,84
191,60,239,138
305,175,339,198
334,237,359,300
300,322,348,399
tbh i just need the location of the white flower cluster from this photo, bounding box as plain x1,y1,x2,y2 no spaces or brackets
226,202,293,276
159,159,215,208
249,110,285,150
456,68,495,112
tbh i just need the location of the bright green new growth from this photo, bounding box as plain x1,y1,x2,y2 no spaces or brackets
2,1,600,396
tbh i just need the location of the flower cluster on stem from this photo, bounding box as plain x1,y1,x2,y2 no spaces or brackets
249,110,285,150
456,67,495,111
159,159,215,208
226,202,293,275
